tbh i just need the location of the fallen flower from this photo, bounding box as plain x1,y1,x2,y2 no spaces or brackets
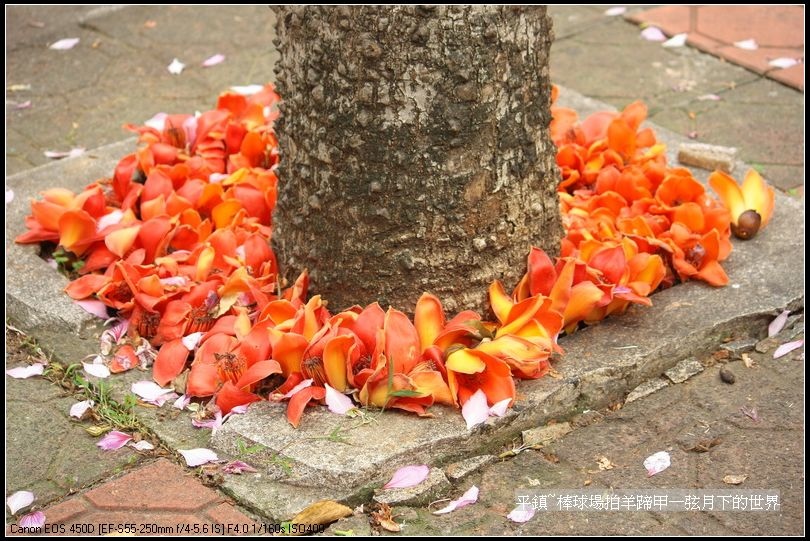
6,363,45,379
222,460,257,474
69,400,94,419
19,511,46,529
640,26,667,42
507,503,535,523
82,361,110,379
643,451,671,476
383,464,429,489
202,54,225,67
167,58,186,75
129,440,155,451
97,430,132,450
662,33,688,48
773,339,803,359
733,38,758,50
7,491,35,514
178,448,218,467
432,485,479,515
49,37,79,50
768,310,791,337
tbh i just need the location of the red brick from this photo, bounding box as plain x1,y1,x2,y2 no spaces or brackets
84,459,219,511
41,497,89,524
716,45,804,76
204,501,257,527
695,6,803,48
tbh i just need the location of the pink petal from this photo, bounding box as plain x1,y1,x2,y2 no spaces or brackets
69,399,94,419
461,389,490,430
96,209,124,232
283,378,313,399
222,460,258,474
774,339,804,359
383,464,430,489
230,84,263,95
167,58,185,75
6,189,14,204
192,410,223,431
643,451,671,476
74,299,109,319
82,361,110,379
149,392,178,407
769,57,800,69
201,54,225,67
6,363,45,379
14,100,32,110
209,173,229,183
97,430,132,450
640,26,667,42
697,94,722,101
181,331,204,351
144,112,167,132
662,33,688,48
49,37,79,50
131,380,174,402
173,394,191,410
768,310,791,337
183,116,198,147
179,448,218,467
160,276,188,288
489,397,511,418
432,485,479,515
604,6,626,16
507,503,535,523
740,405,760,422
7,491,35,514
324,383,356,415
129,440,155,451
733,38,758,50
19,511,46,529
229,404,249,415
44,148,85,159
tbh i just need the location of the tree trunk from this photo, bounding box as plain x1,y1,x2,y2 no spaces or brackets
272,6,561,314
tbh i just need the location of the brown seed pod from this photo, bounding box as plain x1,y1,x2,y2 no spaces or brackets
731,209,762,240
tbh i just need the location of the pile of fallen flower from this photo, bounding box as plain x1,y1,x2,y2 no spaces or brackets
14,83,777,430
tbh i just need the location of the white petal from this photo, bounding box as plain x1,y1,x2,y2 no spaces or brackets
181,331,204,351
643,451,671,476
167,58,186,75
489,398,511,417
44,147,85,159
96,209,124,232
662,33,688,48
131,380,175,401
82,362,110,378
768,310,791,337
697,94,722,101
19,511,46,528
461,389,490,430
230,84,264,96
6,363,45,379
640,26,667,42
69,399,94,419
733,38,758,50
604,6,626,16
774,339,804,359
283,378,313,399
179,448,218,467
144,112,167,132
129,440,155,451
74,299,108,319
49,37,79,50
7,491,35,514
432,485,479,515
202,54,225,67
6,189,14,204
383,465,430,489
769,57,800,69
324,384,356,415
229,404,249,415
507,503,535,523
173,394,191,410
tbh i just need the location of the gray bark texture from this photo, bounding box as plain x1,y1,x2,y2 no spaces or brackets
272,5,562,314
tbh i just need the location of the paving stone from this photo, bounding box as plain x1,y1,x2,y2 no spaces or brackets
664,357,705,384
444,455,497,482
625,377,670,403
373,468,451,507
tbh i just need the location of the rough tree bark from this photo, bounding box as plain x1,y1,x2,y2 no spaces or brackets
272,5,561,314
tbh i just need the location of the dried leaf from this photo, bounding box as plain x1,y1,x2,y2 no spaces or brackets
723,474,748,485
378,517,401,532
742,353,756,368
596,456,615,470
683,437,723,453
290,500,353,532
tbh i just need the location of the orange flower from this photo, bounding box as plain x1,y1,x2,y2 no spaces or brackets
709,169,775,239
